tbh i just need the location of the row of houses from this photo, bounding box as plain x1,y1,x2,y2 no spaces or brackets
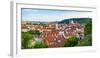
21,20,85,47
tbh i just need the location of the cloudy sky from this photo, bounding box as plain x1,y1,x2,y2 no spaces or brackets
21,8,92,22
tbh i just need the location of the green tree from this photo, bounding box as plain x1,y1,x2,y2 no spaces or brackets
28,30,42,35
21,32,35,49
77,19,92,46
77,34,92,46
84,20,92,35
33,41,47,48
64,36,78,47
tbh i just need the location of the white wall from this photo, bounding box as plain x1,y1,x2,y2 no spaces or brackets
0,0,100,58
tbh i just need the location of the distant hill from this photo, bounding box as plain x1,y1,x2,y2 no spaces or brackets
22,18,92,25
58,18,92,24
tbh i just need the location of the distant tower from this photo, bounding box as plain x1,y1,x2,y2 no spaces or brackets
71,20,74,24
56,21,58,29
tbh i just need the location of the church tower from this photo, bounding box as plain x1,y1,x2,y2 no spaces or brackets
56,22,58,29
71,20,74,24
